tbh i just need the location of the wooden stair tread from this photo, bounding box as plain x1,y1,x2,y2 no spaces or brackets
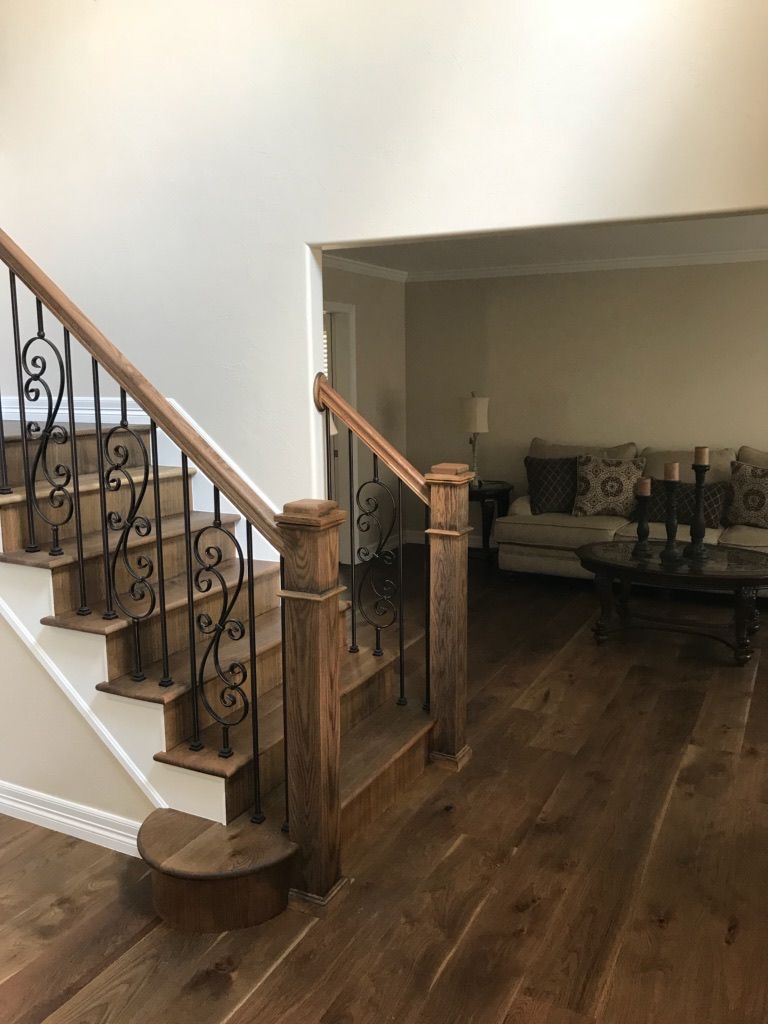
154,686,284,777
97,603,283,703
137,807,297,880
340,700,433,809
0,463,187,508
41,557,279,634
0,510,238,569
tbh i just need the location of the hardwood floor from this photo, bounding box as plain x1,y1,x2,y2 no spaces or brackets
4,557,768,1023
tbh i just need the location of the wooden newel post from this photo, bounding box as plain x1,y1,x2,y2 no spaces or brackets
425,462,474,772
274,498,347,903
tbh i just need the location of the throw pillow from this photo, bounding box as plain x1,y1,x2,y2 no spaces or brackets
524,456,577,514
573,456,645,518
643,479,730,529
728,461,768,528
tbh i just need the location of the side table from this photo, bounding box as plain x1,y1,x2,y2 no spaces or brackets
468,479,513,558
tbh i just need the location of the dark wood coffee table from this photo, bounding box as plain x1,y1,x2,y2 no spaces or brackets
577,540,768,665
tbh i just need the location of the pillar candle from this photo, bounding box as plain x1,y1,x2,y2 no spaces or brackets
664,462,680,481
636,477,651,496
694,446,710,466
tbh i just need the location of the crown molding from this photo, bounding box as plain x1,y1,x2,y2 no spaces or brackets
322,254,408,283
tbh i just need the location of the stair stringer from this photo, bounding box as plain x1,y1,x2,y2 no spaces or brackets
0,560,230,827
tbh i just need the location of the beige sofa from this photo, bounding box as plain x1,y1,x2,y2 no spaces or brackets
495,438,768,579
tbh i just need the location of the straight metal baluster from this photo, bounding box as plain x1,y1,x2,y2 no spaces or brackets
9,272,38,551
372,453,383,657
0,388,10,494
91,359,116,618
396,478,406,705
63,329,89,614
247,524,265,823
182,453,203,749
150,422,172,685
423,503,431,713
324,408,333,500
280,554,289,832
347,428,358,653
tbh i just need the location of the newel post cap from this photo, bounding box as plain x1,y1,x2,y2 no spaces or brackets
275,498,346,530
426,462,475,485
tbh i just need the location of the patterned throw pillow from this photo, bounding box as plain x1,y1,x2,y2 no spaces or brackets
573,456,645,517
524,456,577,514
644,479,730,529
728,461,768,528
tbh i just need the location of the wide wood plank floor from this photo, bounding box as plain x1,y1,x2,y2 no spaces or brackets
4,558,768,1023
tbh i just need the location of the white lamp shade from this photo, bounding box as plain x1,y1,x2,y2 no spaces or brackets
462,396,489,434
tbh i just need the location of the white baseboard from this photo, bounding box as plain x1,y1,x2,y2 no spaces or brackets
1,394,148,425
0,779,140,857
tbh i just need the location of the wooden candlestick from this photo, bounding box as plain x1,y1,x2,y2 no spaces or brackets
660,479,684,567
683,463,710,563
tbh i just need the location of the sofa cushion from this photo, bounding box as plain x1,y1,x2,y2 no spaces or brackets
529,437,638,460
738,445,768,468
643,478,730,529
615,521,724,545
494,497,628,549
719,524,768,550
524,456,577,514
641,447,735,483
573,456,644,518
728,460,768,528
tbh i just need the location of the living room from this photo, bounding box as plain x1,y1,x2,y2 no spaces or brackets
324,211,768,576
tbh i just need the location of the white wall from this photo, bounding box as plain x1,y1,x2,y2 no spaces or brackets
2,1,768,510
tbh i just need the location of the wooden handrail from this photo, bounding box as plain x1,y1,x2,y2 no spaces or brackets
0,228,285,553
313,373,430,506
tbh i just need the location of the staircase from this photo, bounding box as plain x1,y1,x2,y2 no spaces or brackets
0,228,473,932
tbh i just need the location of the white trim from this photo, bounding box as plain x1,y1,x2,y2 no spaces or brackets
325,247,768,284
0,394,148,425
323,254,408,283
0,779,141,857
0,584,167,811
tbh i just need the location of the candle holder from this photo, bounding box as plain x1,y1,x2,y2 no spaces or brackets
632,493,652,560
683,463,710,563
660,479,685,567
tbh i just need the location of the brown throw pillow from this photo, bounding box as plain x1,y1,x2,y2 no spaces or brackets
573,456,644,517
728,461,768,528
524,456,577,514
643,479,729,529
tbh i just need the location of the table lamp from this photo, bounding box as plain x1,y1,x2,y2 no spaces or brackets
462,392,489,482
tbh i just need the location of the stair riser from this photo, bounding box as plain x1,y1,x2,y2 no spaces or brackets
0,473,189,553
163,643,282,750
105,569,279,680
50,525,239,615
0,429,151,489
340,659,398,734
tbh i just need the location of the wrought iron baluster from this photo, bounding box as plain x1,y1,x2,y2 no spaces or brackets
0,389,10,494
280,554,289,833
92,359,116,619
396,478,406,705
10,273,40,552
63,329,89,614
247,523,265,823
104,389,156,681
191,485,248,759
355,452,398,659
150,421,172,686
181,453,203,750
423,503,431,713
347,428,358,653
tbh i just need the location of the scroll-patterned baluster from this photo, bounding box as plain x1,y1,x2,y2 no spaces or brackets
104,389,156,680
355,453,398,658
18,298,73,555
192,488,249,758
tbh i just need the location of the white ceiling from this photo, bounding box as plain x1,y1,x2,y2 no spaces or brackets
325,212,768,282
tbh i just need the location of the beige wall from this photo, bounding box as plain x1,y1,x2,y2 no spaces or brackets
322,267,407,453
405,261,768,507
0,616,154,822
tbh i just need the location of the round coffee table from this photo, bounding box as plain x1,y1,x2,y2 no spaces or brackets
577,540,768,665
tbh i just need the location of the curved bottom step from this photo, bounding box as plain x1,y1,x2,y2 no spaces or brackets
137,807,297,932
